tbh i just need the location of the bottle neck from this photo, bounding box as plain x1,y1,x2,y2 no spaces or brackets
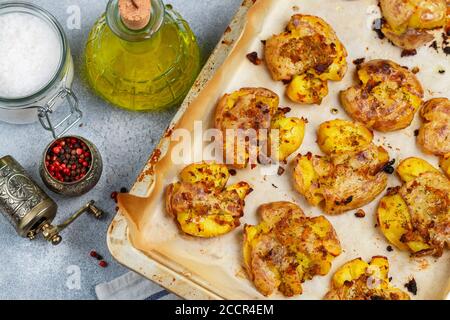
106,0,165,42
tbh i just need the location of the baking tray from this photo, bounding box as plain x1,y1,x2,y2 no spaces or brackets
108,0,450,300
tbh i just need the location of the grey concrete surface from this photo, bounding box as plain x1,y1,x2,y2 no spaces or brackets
0,0,242,300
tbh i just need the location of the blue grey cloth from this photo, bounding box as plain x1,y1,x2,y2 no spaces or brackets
95,271,180,300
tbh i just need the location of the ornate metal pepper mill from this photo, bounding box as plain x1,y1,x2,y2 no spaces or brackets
0,155,104,245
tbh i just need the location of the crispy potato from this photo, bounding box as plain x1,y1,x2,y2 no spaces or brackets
215,88,278,169
179,162,230,189
293,120,389,215
397,157,441,182
293,154,327,207
420,97,450,120
270,113,306,162
166,162,252,238
243,202,341,297
265,14,347,104
286,73,329,105
377,192,413,251
380,0,447,49
341,60,424,132
417,98,450,157
215,88,305,167
377,158,450,257
382,27,434,50
294,146,388,215
215,88,279,133
317,119,373,154
325,257,410,300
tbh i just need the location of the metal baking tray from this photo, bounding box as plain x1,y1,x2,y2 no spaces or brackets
108,0,450,300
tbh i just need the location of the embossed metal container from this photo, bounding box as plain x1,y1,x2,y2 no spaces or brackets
40,136,103,196
0,155,57,237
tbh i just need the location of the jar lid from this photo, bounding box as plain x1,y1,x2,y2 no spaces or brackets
106,0,165,42
119,0,151,30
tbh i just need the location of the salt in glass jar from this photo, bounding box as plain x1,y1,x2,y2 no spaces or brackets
0,2,82,138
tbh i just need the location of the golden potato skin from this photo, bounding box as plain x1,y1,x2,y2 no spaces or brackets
215,88,306,168
396,156,441,183
341,60,424,132
293,120,389,215
417,98,450,157
270,112,306,162
380,0,447,49
377,158,450,257
265,14,347,104
243,202,341,297
215,88,279,133
317,119,373,154
325,257,410,300
166,162,252,238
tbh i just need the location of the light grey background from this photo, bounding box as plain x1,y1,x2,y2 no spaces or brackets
0,0,242,299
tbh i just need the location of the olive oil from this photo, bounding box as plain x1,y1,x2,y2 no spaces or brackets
85,0,200,111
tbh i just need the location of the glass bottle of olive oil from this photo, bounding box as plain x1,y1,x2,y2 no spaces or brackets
85,0,200,111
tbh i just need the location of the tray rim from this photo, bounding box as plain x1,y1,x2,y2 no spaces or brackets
107,0,255,300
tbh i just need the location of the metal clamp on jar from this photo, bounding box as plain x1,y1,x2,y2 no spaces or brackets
0,156,104,245
0,2,82,139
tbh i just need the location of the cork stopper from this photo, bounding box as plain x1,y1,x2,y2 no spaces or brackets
119,0,151,30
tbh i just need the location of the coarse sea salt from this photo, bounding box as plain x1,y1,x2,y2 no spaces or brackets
0,12,62,98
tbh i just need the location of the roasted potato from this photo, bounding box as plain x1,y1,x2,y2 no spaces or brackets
286,73,329,105
215,88,306,168
325,256,410,300
293,120,389,215
396,156,441,182
417,98,450,157
341,60,424,132
270,112,306,162
265,14,347,104
317,119,373,154
243,202,341,297
380,0,447,49
166,162,252,238
377,157,450,257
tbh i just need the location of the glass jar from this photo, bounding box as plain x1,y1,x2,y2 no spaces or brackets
85,0,201,111
0,2,82,138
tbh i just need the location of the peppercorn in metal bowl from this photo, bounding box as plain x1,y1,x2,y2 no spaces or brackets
40,135,102,196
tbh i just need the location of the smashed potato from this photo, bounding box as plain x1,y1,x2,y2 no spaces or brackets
380,0,447,49
243,202,341,297
377,157,450,257
417,98,450,158
317,119,373,154
215,88,306,168
341,60,424,132
166,162,252,238
396,156,441,182
265,14,347,104
270,112,306,162
293,120,389,215
325,256,410,300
